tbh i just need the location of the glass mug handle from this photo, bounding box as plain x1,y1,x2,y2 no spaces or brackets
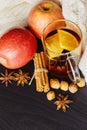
66,56,80,83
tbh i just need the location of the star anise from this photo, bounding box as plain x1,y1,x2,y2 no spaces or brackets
54,94,73,112
13,69,30,87
0,69,14,87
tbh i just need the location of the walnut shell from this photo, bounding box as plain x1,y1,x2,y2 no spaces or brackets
50,79,60,89
69,83,78,93
77,77,85,88
60,81,69,91
46,91,55,101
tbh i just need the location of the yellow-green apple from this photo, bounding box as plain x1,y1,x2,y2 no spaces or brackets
28,0,64,38
0,28,37,69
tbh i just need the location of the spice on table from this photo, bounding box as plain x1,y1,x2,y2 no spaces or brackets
60,81,69,91
54,94,73,112
33,53,43,92
0,69,14,87
34,52,50,93
47,91,55,101
50,78,60,89
13,69,30,87
69,83,78,93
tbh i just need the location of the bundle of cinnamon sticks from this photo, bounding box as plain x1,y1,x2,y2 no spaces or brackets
34,52,50,93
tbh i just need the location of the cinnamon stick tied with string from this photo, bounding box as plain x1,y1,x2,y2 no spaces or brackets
34,53,43,92
34,52,50,93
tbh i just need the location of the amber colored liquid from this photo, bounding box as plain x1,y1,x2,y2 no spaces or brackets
44,28,81,79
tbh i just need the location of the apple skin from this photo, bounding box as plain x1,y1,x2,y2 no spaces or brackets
28,0,64,38
0,28,37,69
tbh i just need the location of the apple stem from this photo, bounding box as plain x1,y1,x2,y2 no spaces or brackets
39,3,53,12
42,7,50,11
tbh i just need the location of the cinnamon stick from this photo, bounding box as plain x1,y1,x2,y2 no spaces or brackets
34,53,43,92
34,52,50,93
40,52,50,92
38,53,45,86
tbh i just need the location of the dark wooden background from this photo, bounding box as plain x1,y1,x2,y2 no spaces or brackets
0,39,87,130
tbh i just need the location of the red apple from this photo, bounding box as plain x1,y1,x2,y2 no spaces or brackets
0,28,37,69
28,0,64,38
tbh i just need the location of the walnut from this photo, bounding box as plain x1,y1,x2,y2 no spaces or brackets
46,91,55,101
69,83,78,93
50,79,60,89
60,81,69,91
77,77,85,88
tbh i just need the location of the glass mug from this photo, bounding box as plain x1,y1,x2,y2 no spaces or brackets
41,19,82,83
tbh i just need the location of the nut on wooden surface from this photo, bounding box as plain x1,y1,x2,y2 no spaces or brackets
60,81,69,91
77,77,85,88
69,83,78,93
50,79,60,89
46,91,55,101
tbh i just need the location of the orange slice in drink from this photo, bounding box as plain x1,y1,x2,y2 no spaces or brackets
58,29,79,51
45,33,63,58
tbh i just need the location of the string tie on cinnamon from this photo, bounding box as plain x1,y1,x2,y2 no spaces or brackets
29,68,48,85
